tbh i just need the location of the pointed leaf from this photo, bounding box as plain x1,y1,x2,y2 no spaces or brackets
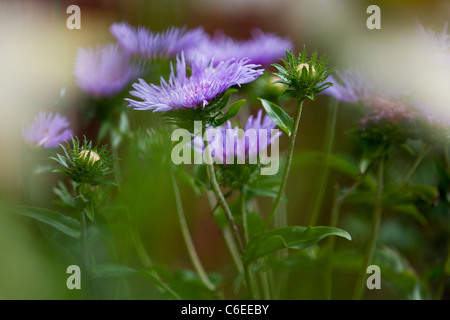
214,99,246,126
93,264,138,278
11,206,80,238
258,98,293,136
243,226,351,263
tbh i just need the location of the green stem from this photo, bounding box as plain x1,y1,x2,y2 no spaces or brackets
206,191,244,274
240,190,258,300
241,192,249,245
141,270,182,300
353,157,385,300
324,184,340,300
324,162,373,299
205,162,244,254
110,131,122,190
263,99,304,233
74,185,90,270
132,226,181,300
260,269,271,300
434,240,450,300
170,172,215,291
399,143,431,184
310,97,338,226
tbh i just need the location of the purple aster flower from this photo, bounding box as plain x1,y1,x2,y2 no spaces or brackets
324,68,416,127
417,22,450,68
410,97,450,128
186,29,293,66
22,111,73,149
110,22,208,59
127,53,263,112
74,43,143,98
193,109,281,164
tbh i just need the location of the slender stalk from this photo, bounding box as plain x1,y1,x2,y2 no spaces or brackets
170,172,215,291
399,143,431,184
205,162,244,253
74,185,91,270
324,184,340,300
206,191,244,274
141,270,182,300
132,228,153,269
240,190,258,299
131,224,181,299
323,164,373,299
81,210,90,269
241,192,249,245
260,269,271,300
110,131,122,191
353,157,385,300
263,99,304,233
310,97,338,226
434,240,450,300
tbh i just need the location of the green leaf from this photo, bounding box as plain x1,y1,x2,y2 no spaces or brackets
291,151,376,188
11,206,80,238
243,226,351,263
214,99,246,126
258,98,293,136
242,185,286,200
246,211,263,237
93,264,138,278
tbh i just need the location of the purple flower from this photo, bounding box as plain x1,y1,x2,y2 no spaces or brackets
417,22,450,68
194,109,281,164
324,68,372,103
186,29,293,66
22,111,73,149
110,22,208,59
127,53,263,112
324,68,416,127
74,43,143,98
411,97,450,128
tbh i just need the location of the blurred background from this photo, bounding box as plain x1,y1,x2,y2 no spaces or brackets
0,0,449,299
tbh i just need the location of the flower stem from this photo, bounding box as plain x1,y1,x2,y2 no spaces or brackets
240,191,259,299
399,143,431,184
310,97,338,226
170,171,216,291
206,191,244,274
353,157,384,300
241,192,249,245
131,222,181,300
434,240,450,300
263,99,304,233
74,185,91,270
205,162,244,254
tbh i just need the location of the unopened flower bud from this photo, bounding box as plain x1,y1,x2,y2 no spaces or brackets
296,63,316,76
80,149,100,164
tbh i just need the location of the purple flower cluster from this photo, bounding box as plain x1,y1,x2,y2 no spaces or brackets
127,54,263,112
74,43,143,98
22,111,73,149
185,29,293,66
194,109,281,164
324,68,416,127
417,22,450,69
110,22,208,59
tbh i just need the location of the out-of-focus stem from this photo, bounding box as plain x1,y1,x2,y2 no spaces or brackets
310,97,338,226
205,160,244,254
263,99,304,233
353,157,384,300
170,172,215,291
206,191,244,274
